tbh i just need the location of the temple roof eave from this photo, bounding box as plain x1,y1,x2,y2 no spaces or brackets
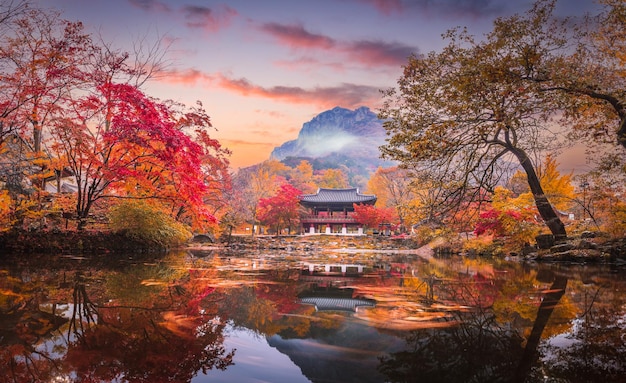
299,187,377,207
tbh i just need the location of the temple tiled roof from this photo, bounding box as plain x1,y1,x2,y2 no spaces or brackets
299,297,375,312
299,188,376,204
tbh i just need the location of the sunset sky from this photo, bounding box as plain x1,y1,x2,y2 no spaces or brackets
36,0,600,171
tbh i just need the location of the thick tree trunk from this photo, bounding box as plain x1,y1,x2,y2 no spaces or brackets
510,147,567,239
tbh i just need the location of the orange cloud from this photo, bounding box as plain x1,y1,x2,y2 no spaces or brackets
159,69,382,108
222,139,277,148
254,109,287,119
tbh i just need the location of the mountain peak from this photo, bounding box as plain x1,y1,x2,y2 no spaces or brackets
271,106,385,160
270,106,394,185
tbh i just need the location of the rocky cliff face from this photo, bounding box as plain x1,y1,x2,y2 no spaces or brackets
270,106,394,182
271,106,386,160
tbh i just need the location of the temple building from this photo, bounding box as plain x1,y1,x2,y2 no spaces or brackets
299,187,376,235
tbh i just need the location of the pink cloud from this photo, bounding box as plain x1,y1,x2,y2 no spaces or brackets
260,23,335,49
343,40,416,66
260,22,417,68
274,56,347,73
215,74,381,109
182,4,238,32
353,0,507,19
129,1,238,32
160,68,215,85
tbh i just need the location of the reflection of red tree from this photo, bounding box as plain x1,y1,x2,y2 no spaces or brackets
65,304,234,382
437,272,500,309
1,340,57,382
255,281,301,315
186,285,216,315
62,267,233,382
472,273,500,308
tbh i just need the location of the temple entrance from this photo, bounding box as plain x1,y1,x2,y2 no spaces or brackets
299,188,376,235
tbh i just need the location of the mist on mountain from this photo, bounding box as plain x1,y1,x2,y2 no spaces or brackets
270,106,396,187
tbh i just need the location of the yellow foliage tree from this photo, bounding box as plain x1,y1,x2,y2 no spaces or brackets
366,166,416,231
289,160,316,194
315,168,349,189
509,154,575,214
0,190,12,231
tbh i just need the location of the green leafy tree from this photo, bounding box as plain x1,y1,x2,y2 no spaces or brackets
108,200,192,246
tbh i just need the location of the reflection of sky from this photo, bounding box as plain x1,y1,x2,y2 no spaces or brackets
194,324,311,383
36,303,96,359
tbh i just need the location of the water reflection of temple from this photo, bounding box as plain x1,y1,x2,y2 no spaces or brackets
302,262,365,275
300,260,412,287
299,287,375,312
298,262,377,312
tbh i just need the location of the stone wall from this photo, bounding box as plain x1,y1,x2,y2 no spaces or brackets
0,230,165,255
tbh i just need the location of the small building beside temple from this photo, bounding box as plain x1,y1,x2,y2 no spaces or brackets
299,187,377,235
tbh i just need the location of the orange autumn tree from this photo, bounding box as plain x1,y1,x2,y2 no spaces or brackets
234,160,288,236
366,166,416,232
380,1,576,239
0,189,11,231
315,168,349,188
288,160,317,194
474,186,540,246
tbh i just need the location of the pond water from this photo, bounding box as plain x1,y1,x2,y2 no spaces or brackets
0,245,625,383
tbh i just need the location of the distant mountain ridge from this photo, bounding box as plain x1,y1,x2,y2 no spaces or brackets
270,106,394,184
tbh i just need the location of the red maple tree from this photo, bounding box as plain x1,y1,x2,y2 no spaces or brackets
257,184,302,234
50,82,227,230
352,203,399,229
